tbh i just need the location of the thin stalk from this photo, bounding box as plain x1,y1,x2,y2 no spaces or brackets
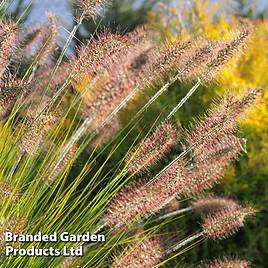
15,0,33,25
2,14,87,164
21,12,86,137
92,82,142,135
6,153,24,181
47,117,92,182
42,67,202,180
45,12,85,98
134,81,171,119
44,15,103,108
57,78,203,240
166,232,204,255
151,206,194,223
83,223,107,250
165,78,201,121
65,75,201,150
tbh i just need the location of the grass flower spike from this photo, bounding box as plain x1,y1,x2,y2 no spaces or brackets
0,74,28,119
77,0,110,18
20,110,59,154
111,237,164,268
125,123,177,173
201,26,253,82
0,19,17,79
186,89,261,162
202,206,255,240
199,257,251,268
0,216,27,252
90,117,121,149
193,196,238,215
0,182,19,203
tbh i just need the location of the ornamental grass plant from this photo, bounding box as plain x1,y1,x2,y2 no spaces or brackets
0,0,264,267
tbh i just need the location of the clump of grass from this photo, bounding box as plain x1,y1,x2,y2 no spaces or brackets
0,1,261,267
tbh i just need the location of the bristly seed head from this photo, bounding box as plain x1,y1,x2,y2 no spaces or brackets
16,25,47,60
20,110,60,154
178,39,221,82
77,0,110,19
0,215,27,252
82,40,153,129
16,14,58,64
105,133,244,229
199,257,251,268
0,73,28,119
31,62,72,98
125,123,177,173
105,87,259,229
0,182,20,203
176,135,243,197
147,40,193,84
193,195,239,215
73,31,133,86
0,19,17,79
200,27,253,83
186,89,261,163
111,237,164,268
105,161,181,229
105,181,153,229
202,205,255,240
37,14,59,65
60,257,79,268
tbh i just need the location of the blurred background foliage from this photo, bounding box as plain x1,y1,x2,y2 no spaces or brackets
4,0,268,267
145,1,268,267
81,0,268,266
